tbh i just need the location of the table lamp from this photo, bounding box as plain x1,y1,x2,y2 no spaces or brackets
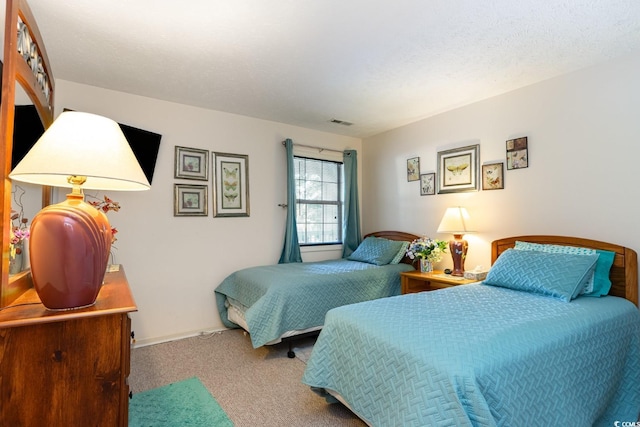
437,207,473,277
9,111,150,310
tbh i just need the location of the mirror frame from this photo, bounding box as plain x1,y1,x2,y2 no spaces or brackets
1,0,54,306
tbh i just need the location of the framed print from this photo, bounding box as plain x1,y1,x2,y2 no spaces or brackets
213,152,250,217
437,144,480,194
174,184,208,216
407,157,420,182
506,136,528,170
482,162,504,190
175,146,209,180
420,173,436,196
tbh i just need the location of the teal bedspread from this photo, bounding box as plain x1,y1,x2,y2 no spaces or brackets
303,284,640,426
214,259,414,348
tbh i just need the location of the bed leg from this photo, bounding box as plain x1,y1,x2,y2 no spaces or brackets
287,341,295,358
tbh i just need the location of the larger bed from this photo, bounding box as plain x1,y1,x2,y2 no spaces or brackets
302,235,640,426
214,231,418,351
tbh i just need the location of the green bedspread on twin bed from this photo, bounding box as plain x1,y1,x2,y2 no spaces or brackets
214,259,413,347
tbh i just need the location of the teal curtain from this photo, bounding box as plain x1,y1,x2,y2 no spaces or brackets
342,150,362,258
278,139,302,263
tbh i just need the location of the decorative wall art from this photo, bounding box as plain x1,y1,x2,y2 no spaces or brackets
482,162,504,190
407,157,420,182
213,152,250,217
175,146,209,180
420,173,436,196
437,144,480,194
506,137,528,170
174,184,208,216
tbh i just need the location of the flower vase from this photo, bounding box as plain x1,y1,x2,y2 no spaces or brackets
9,242,24,275
420,258,433,273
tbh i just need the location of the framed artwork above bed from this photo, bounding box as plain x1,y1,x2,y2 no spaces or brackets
420,172,435,195
437,144,479,194
482,162,504,190
406,157,420,182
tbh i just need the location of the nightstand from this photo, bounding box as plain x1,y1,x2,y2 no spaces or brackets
400,270,477,294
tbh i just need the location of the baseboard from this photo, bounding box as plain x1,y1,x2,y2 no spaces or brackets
133,327,229,348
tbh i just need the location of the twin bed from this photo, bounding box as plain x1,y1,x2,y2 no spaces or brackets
301,235,640,426
214,231,418,355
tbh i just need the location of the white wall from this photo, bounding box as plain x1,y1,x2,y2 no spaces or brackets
53,81,361,345
361,52,640,279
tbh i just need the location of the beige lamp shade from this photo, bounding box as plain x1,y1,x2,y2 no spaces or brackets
437,207,473,235
9,111,150,191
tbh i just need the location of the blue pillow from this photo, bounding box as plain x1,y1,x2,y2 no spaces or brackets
588,249,616,297
347,237,404,266
514,241,615,297
483,249,599,302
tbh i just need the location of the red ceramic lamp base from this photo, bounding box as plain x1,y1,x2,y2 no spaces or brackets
29,192,112,310
449,235,468,277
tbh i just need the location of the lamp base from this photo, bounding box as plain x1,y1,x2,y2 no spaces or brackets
449,235,468,277
29,192,112,310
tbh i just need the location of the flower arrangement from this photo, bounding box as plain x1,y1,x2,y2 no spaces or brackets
406,237,448,263
9,186,29,259
87,194,120,243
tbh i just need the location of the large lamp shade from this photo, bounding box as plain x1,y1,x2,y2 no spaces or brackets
9,111,150,310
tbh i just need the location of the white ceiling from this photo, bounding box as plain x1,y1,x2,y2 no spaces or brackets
24,0,640,138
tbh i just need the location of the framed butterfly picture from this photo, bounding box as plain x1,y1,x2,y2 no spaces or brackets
437,144,480,194
482,162,504,190
175,146,209,180
213,152,250,217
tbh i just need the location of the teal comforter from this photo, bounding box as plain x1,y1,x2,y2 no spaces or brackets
214,259,414,347
303,283,640,426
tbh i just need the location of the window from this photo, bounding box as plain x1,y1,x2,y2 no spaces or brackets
294,156,343,245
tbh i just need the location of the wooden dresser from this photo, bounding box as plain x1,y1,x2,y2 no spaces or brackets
0,267,137,426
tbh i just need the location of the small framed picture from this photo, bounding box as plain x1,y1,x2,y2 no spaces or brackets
407,157,420,182
175,146,209,180
420,173,436,195
213,152,250,217
437,144,480,193
174,184,208,216
482,162,504,190
506,137,528,170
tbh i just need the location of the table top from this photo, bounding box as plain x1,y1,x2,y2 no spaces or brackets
0,266,137,328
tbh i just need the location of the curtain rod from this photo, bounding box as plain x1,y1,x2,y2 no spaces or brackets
282,140,349,155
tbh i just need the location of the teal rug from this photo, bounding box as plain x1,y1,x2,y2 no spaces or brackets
129,377,233,426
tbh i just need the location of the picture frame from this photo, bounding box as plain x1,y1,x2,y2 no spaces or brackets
437,144,480,193
506,136,528,170
482,162,504,190
420,173,436,196
407,157,420,182
175,146,209,180
174,184,208,216
213,152,250,217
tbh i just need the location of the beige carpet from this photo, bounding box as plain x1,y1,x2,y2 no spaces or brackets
130,329,366,427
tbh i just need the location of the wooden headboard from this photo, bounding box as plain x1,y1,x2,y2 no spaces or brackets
364,231,420,265
492,235,638,306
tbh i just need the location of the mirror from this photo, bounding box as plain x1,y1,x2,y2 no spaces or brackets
1,0,55,306
8,83,46,276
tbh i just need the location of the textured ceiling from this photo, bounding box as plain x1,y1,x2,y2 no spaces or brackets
22,0,640,138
